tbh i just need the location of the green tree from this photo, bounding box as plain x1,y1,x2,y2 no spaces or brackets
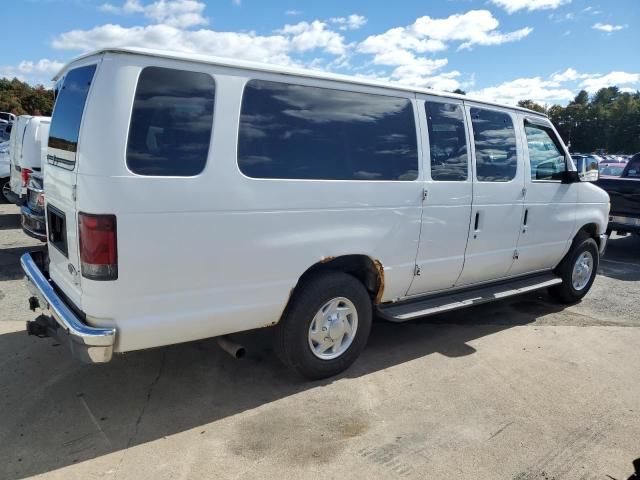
0,77,54,116
517,99,546,114
534,87,640,154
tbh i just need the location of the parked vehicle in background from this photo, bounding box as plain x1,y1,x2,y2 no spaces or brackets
0,140,11,202
21,172,46,240
599,162,627,178
597,153,640,236
0,112,17,123
21,48,609,379
0,120,8,141
8,116,50,203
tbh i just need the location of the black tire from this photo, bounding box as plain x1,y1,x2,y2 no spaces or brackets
0,178,10,204
275,271,372,380
548,234,599,304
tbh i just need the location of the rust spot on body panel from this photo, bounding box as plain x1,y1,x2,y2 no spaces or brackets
373,259,385,305
320,256,336,264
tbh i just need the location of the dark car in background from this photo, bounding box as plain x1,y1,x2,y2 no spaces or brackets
596,153,640,236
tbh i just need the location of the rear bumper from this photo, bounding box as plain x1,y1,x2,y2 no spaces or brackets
20,205,46,242
20,251,116,363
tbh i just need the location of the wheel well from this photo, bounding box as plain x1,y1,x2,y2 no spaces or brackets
296,255,384,304
575,223,599,245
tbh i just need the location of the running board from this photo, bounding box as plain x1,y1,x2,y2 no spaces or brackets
378,274,562,322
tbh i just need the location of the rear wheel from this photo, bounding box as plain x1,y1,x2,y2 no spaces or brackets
549,234,599,304
275,271,372,380
0,178,11,203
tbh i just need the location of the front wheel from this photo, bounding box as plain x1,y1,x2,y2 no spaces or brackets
274,271,372,380
549,235,599,304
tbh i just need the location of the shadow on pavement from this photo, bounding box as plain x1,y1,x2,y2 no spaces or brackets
0,245,45,282
0,291,568,479
598,234,640,282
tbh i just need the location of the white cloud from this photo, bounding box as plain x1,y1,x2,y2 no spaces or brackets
470,77,574,105
50,6,537,96
330,14,367,31
580,71,640,92
358,10,532,67
100,0,208,28
583,6,601,15
0,58,64,84
490,0,571,14
469,69,640,105
279,20,347,55
550,67,589,82
53,24,296,64
285,9,302,16
592,23,626,33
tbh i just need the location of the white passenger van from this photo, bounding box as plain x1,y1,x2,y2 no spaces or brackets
8,115,50,200
22,48,609,379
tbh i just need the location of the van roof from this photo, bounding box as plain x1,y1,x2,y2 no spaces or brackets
54,46,548,117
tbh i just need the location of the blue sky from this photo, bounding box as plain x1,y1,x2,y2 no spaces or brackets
2,0,639,105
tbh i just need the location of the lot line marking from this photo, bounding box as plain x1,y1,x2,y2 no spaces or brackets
78,394,112,447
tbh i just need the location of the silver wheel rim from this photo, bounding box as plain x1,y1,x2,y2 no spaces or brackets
308,297,358,360
2,181,10,199
572,251,594,291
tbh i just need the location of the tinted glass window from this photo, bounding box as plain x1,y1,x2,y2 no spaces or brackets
127,67,215,176
238,80,418,180
47,64,96,168
627,155,640,178
525,123,566,180
600,165,625,177
425,101,468,181
470,108,517,182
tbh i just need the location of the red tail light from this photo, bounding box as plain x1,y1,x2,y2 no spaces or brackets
21,168,32,187
78,213,118,281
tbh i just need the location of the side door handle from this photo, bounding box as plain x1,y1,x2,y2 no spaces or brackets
473,211,480,239
522,208,529,233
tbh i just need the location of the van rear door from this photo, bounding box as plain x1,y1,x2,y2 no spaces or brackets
45,63,97,306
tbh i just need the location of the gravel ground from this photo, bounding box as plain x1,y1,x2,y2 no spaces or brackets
0,203,638,480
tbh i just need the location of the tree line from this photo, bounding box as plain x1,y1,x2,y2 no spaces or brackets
2,76,639,154
518,87,640,154
0,78,54,117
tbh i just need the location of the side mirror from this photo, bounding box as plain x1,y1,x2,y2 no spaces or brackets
569,155,599,182
562,170,580,184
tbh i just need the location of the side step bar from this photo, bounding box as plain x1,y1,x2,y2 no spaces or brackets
378,273,562,322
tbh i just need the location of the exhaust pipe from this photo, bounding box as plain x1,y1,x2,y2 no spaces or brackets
216,336,246,359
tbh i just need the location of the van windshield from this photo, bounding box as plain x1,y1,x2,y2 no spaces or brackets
47,64,96,169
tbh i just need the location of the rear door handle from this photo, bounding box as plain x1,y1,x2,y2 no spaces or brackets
522,209,529,233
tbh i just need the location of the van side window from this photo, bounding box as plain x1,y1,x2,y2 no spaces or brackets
470,108,517,182
524,122,567,181
238,80,418,181
425,101,468,181
47,64,96,168
127,67,215,176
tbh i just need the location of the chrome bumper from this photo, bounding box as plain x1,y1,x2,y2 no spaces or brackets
20,252,116,363
598,233,608,256
20,205,46,242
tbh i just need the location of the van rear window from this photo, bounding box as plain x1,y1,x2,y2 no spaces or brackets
47,64,96,169
126,67,215,176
